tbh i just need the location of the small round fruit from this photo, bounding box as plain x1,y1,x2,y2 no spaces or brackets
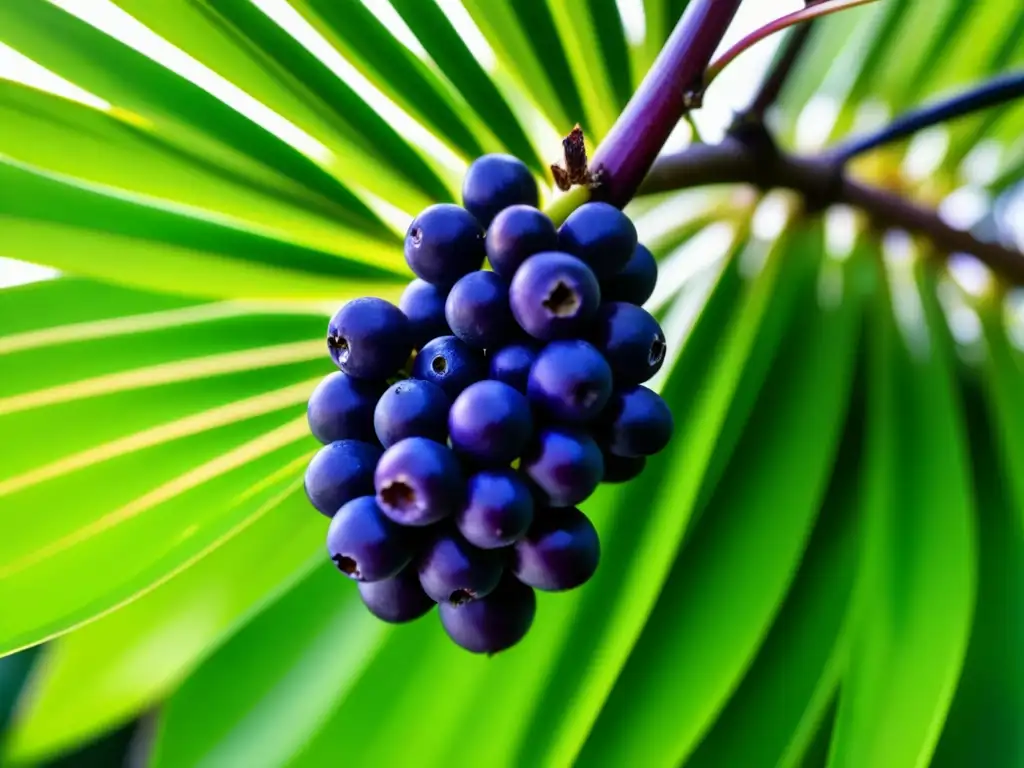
411,335,487,398
521,426,604,507
405,204,485,287
457,469,534,549
513,507,600,591
602,386,674,457
400,279,450,349
374,379,450,448
601,451,646,483
374,437,464,526
304,440,382,517
449,380,534,466
445,271,516,349
602,244,657,305
418,531,503,604
358,566,435,623
306,371,384,444
591,302,666,385
557,202,637,279
488,342,539,393
509,252,600,340
327,297,411,380
486,205,558,279
440,573,536,654
527,340,612,423
461,154,538,228
326,496,412,582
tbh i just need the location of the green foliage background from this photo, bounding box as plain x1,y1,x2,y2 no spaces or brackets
0,0,1023,765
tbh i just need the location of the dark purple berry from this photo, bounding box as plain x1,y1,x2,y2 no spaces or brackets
374,437,464,526
488,342,539,393
591,302,666,385
445,271,516,349
522,426,603,507
461,154,538,228
405,204,484,287
411,335,487,398
509,252,600,340
602,386,674,457
326,496,412,582
557,202,637,279
601,451,646,483
304,440,383,517
327,297,411,380
374,379,450,448
449,380,534,466
306,371,384,444
439,573,536,654
418,531,503,604
358,565,435,622
400,279,450,349
486,205,558,279
457,469,534,549
527,340,612,423
601,244,657,305
513,506,600,591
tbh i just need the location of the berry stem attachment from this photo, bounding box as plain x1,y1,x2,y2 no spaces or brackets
544,185,591,227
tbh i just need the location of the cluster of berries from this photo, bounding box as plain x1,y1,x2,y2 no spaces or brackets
303,153,673,654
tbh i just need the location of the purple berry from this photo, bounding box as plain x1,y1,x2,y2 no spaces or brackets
405,204,484,287
527,340,613,423
411,335,487,398
457,469,535,549
557,202,637,279
522,426,604,507
602,386,674,457
327,297,411,380
509,252,601,340
601,451,646,483
449,380,534,466
304,440,383,517
374,379,450,448
461,154,538,228
326,496,412,581
488,342,539,393
374,437,464,526
591,302,666,385
358,565,435,622
513,506,600,591
400,279,450,349
601,244,657,305
486,205,558,279
445,271,516,349
418,531,503,604
306,371,385,444
439,573,536,654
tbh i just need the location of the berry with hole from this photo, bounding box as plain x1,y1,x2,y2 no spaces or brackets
488,342,539,393
445,270,516,349
306,371,384,445
374,436,464,526
326,496,412,582
461,154,538,227
557,202,637,279
486,205,558,279
591,302,667,385
448,380,533,466
601,450,646,483
601,244,657,305
327,297,411,380
411,335,487,398
457,469,534,549
418,531,503,604
521,426,603,507
404,204,484,287
527,340,613,423
304,440,383,517
439,573,536,654
602,385,674,457
509,252,600,340
513,506,600,591
358,565,435,623
400,279,450,349
374,379,450,448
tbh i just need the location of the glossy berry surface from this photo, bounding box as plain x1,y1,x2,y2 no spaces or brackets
557,202,637,279
509,252,601,340
374,437,464,526
522,426,604,507
513,506,600,591
486,205,558,279
306,371,384,445
411,335,487,398
399,279,450,349
448,380,533,466
591,302,667,385
358,566,435,623
418,532,503,604
602,385,674,457
374,379,450,448
404,203,484,287
488,342,539,393
457,469,535,549
327,297,411,380
527,340,613,423
461,154,538,228
601,451,646,483
445,270,516,350
602,244,657,305
439,573,536,654
304,440,383,517
326,496,412,582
